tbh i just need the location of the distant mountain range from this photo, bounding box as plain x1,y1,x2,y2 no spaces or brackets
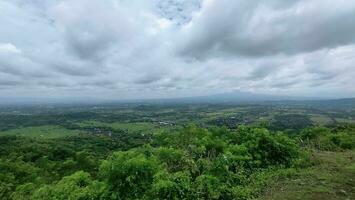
135,91,330,104
0,91,354,105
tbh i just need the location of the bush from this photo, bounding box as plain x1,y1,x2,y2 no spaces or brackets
100,151,161,199
32,171,105,200
233,126,299,167
300,126,355,150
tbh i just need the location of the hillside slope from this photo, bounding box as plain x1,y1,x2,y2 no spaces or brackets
261,150,355,200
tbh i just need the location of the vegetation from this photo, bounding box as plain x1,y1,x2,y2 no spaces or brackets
300,124,355,151
0,102,354,199
0,125,81,139
261,150,355,200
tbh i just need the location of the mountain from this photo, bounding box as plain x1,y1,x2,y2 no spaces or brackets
1,92,353,105
127,91,323,104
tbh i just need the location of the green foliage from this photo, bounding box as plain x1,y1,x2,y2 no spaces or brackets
1,121,353,200
232,126,299,167
0,126,80,139
194,175,223,199
100,151,161,199
0,101,354,199
270,114,313,132
300,125,355,150
89,125,301,199
0,131,149,199
151,171,194,199
31,171,105,200
155,147,190,172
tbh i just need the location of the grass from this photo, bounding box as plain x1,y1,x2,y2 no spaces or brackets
335,118,355,124
0,125,81,139
261,150,355,200
310,114,333,126
77,121,169,134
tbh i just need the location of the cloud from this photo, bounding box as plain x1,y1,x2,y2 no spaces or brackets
50,0,135,61
0,43,21,54
155,0,202,25
0,0,354,99
179,0,355,58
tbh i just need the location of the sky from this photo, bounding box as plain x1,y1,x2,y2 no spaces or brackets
1,0,355,100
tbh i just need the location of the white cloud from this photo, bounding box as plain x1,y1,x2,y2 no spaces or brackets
0,43,21,54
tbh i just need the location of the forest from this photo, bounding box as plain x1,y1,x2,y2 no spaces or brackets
0,101,354,199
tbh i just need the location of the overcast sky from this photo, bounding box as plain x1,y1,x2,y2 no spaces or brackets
1,0,355,100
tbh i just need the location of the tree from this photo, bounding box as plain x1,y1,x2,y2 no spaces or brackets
32,171,105,200
100,150,161,199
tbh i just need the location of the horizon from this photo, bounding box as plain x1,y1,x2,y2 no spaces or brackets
1,91,354,106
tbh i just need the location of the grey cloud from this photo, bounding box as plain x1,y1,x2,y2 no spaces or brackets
78,80,117,88
64,30,117,62
134,74,163,84
50,0,138,62
0,80,22,86
247,62,283,80
179,0,355,59
0,53,49,78
51,62,98,77
36,81,71,88
0,63,24,76
269,79,299,89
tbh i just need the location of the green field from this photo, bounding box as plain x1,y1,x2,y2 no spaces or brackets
0,125,81,139
77,121,167,133
310,114,333,125
335,118,355,124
